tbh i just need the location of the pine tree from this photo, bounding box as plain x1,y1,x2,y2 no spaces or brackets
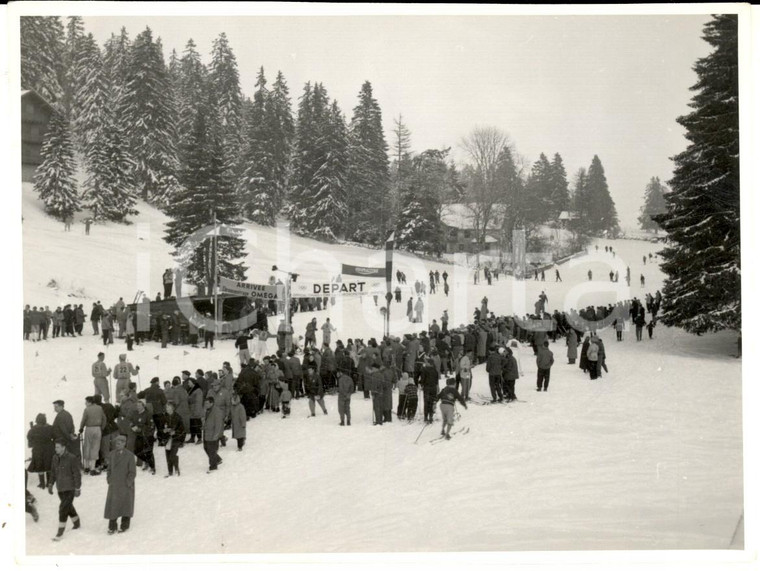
549,153,570,216
345,81,390,244
583,155,620,236
72,34,107,154
238,67,278,225
121,27,181,204
389,114,413,222
102,28,132,134
638,177,668,231
62,16,85,120
396,149,446,254
20,16,65,104
497,145,527,246
165,108,247,290
654,15,740,335
288,83,348,241
269,71,295,211
523,153,553,225
175,39,209,154
208,33,245,191
571,167,589,234
33,111,80,220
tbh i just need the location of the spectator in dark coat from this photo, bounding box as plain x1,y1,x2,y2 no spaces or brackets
203,397,224,472
104,434,136,533
130,401,155,474
421,359,440,424
337,372,354,426
536,341,554,392
137,378,167,443
162,402,185,477
230,395,247,451
305,367,328,416
486,347,505,403
52,400,80,459
27,413,55,489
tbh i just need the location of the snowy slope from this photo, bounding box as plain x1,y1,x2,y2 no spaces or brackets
19,185,743,557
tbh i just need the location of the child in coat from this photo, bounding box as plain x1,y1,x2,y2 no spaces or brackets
279,381,292,418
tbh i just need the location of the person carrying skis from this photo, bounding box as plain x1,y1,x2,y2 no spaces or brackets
436,378,467,440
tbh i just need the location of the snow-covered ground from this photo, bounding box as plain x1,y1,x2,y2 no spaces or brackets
17,186,745,559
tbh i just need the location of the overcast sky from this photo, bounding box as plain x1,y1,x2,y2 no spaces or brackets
77,10,714,230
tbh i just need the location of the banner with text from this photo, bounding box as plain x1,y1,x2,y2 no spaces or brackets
341,264,385,278
291,278,385,298
218,276,283,300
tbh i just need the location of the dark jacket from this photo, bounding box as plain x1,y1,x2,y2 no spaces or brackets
49,450,81,492
486,352,503,375
53,410,78,456
420,364,439,392
436,386,467,407
203,405,225,441
502,355,519,381
137,385,167,416
27,424,55,473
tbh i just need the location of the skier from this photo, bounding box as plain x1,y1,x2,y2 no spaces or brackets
92,352,112,404
321,318,336,347
113,354,139,404
442,271,448,285
555,268,562,282
436,378,467,440
457,352,472,401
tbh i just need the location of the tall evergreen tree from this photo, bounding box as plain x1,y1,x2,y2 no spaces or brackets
389,114,413,221
571,167,589,234
33,111,80,220
238,67,278,225
102,28,132,135
175,39,209,152
269,71,295,211
497,145,528,247
62,16,85,120
396,149,446,254
345,81,390,244
654,15,740,335
120,27,181,204
208,33,245,189
583,155,619,236
165,107,247,290
523,153,554,224
288,83,348,241
20,16,65,104
548,153,570,216
638,177,668,231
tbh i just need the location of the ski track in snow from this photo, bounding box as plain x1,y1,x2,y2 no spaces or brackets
20,186,743,555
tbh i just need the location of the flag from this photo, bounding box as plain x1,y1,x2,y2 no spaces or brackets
341,264,384,278
61,375,67,382
35,351,39,357
183,351,189,356
154,355,160,360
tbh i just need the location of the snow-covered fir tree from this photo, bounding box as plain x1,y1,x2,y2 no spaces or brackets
165,107,247,291
582,155,619,236
345,81,391,245
396,149,446,255
102,28,132,135
175,39,209,148
120,27,181,205
288,83,349,241
20,16,65,104
655,15,740,335
238,67,278,225
389,114,413,222
549,153,570,216
33,110,80,220
62,16,85,121
269,71,295,211
524,153,554,225
208,33,245,189
638,177,668,231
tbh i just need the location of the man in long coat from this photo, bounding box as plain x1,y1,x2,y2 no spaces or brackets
105,434,136,534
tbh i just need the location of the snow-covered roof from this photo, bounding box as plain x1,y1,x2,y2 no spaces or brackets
441,203,506,230
558,211,578,221
21,89,55,112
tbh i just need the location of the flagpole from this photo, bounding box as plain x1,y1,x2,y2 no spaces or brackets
213,210,219,339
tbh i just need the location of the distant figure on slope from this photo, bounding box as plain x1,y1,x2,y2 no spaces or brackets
555,268,562,282
587,270,593,281
640,274,646,288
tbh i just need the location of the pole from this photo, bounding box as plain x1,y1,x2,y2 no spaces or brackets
213,210,219,339
284,277,292,352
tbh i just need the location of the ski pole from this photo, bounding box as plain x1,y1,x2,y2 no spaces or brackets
413,417,428,444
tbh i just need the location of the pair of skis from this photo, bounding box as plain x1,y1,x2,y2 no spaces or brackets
429,425,470,444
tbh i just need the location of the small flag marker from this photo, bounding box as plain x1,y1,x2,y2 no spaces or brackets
61,375,67,382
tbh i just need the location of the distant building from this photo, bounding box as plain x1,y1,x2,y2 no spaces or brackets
21,89,55,183
440,203,504,254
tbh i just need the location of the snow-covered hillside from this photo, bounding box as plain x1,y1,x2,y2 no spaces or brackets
19,185,744,557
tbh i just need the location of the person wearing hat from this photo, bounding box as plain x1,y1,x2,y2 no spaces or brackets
92,352,112,404
163,268,174,299
104,434,136,534
130,401,156,474
501,347,519,402
486,346,505,403
138,377,167,443
48,438,82,541
113,354,139,404
52,400,80,459
536,340,555,391
420,358,440,424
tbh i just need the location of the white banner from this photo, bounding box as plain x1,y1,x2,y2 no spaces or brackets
290,279,384,298
218,277,283,300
